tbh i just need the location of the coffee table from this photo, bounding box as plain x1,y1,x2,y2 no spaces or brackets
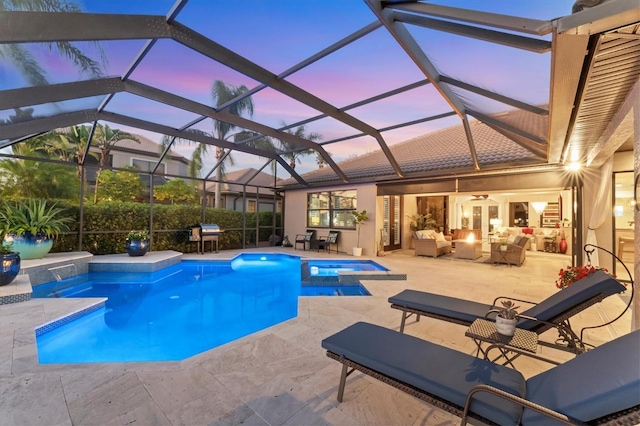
453,239,482,260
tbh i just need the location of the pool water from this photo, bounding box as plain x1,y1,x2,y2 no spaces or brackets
306,259,388,277
35,254,300,363
300,286,370,296
33,254,373,363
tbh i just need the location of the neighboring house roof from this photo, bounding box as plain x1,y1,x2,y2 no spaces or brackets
206,168,283,196
107,133,189,165
280,107,549,188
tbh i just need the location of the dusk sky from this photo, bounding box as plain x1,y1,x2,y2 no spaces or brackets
1,0,576,177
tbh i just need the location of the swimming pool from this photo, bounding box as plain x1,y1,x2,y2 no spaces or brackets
35,254,300,363
33,254,373,363
305,259,388,277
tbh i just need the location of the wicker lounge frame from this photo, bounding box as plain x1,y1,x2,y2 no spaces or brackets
326,352,640,425
322,322,640,426
389,271,626,354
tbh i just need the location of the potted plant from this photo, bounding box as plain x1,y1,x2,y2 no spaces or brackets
498,238,508,251
0,241,20,286
555,264,613,290
352,210,368,257
407,213,437,232
491,300,520,336
0,200,72,260
125,230,150,257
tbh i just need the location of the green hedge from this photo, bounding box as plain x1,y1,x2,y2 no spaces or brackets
26,201,282,255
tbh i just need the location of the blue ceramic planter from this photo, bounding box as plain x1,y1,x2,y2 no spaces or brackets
0,252,21,286
125,239,150,256
4,233,53,260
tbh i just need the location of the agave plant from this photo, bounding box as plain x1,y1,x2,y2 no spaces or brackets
0,199,72,239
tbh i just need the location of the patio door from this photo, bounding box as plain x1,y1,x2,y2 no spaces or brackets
383,195,402,251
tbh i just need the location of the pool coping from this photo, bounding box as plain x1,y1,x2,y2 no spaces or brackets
35,298,107,336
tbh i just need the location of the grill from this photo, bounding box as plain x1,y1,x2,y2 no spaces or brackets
189,224,223,253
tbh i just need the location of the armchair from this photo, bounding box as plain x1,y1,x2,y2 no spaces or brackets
490,236,529,266
295,230,316,250
317,230,340,253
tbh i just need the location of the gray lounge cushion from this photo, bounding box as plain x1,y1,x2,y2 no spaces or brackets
389,271,626,331
518,270,626,330
389,290,494,325
524,329,640,425
322,322,526,425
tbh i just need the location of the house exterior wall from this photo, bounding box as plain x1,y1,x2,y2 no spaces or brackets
110,151,187,177
284,183,377,256
218,194,281,213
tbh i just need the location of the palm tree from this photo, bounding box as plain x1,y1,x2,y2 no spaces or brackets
162,80,264,208
92,124,139,203
316,150,332,169
277,124,321,169
0,0,105,86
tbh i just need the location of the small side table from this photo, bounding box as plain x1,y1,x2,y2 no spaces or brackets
494,247,511,267
465,319,558,368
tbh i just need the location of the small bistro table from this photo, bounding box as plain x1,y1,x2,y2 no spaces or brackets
465,319,559,368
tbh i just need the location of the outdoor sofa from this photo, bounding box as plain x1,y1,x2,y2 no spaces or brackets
322,321,640,425
388,270,626,353
413,230,452,257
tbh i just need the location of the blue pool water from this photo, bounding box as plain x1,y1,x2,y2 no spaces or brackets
306,259,388,277
300,286,369,296
33,254,374,363
35,254,300,363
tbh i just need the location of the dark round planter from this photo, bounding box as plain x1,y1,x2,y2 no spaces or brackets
125,238,150,257
0,252,21,286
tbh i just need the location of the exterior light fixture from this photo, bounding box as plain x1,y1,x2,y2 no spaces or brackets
565,162,581,171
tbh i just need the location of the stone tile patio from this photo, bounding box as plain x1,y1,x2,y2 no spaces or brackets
0,248,632,425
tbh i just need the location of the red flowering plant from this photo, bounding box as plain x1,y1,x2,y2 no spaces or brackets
555,264,615,290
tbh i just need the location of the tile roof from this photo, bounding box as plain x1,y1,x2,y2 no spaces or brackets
281,107,548,188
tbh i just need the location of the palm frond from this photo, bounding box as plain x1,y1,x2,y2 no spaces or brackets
3,44,49,86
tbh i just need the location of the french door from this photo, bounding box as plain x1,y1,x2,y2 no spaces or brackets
383,195,402,250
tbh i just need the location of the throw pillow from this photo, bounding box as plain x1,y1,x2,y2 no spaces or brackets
435,232,446,242
513,235,522,245
518,236,529,247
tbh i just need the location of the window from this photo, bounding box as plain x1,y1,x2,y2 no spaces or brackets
132,158,165,174
248,200,256,213
307,190,357,228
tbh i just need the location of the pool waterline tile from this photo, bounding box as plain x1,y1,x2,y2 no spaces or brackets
35,300,106,336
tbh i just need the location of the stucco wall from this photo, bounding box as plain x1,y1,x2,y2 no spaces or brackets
111,151,186,177
284,184,377,256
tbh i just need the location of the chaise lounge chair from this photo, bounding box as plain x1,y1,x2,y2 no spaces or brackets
322,322,640,425
389,271,626,353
